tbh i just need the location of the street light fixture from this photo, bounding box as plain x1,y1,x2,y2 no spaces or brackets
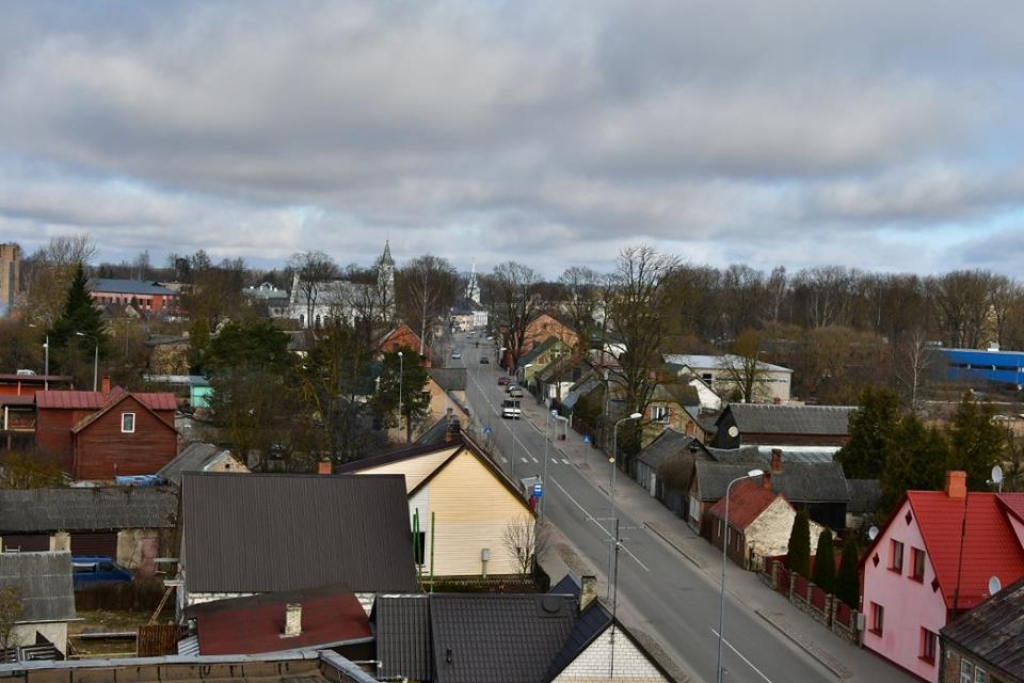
717,468,765,683
541,409,557,521
397,351,404,442
75,332,99,392
608,411,642,600
28,324,49,390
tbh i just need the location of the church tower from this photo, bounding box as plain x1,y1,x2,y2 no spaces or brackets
466,259,480,303
377,240,396,323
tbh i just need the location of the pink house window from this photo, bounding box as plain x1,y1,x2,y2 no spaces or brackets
919,628,936,664
870,602,884,635
911,547,926,582
889,540,904,573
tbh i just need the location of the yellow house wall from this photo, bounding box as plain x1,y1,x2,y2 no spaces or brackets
355,447,459,492
419,451,532,576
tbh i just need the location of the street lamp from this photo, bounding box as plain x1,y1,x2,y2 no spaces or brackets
717,468,765,683
75,332,99,392
397,351,404,442
29,324,49,390
608,412,642,600
541,409,557,520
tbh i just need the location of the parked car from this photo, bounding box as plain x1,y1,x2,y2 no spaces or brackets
479,356,490,364
72,556,133,589
501,399,522,419
498,376,511,386
506,385,524,398
451,351,462,359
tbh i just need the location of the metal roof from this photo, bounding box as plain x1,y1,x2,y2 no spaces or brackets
719,404,854,435
182,473,418,594
89,279,177,296
36,388,177,412
0,486,179,533
158,443,234,485
694,460,850,503
0,551,76,623
637,428,707,470
373,594,434,681
941,575,1024,679
662,353,792,374
707,478,783,531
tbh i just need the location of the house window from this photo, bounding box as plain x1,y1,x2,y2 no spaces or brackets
870,602,884,635
121,412,135,434
889,540,904,573
652,406,669,423
961,660,973,683
919,628,936,663
911,547,926,582
975,667,987,683
702,373,713,387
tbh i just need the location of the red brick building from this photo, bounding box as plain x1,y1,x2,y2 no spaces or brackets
35,385,178,481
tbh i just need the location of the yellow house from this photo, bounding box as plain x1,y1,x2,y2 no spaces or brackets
335,437,535,578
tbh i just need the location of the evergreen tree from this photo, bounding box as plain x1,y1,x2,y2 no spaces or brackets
811,528,836,593
836,387,901,479
49,262,107,351
947,392,1006,490
835,535,860,607
880,413,948,512
370,345,431,443
787,509,811,577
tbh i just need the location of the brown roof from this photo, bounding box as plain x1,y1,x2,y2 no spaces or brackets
36,388,176,411
708,478,783,531
182,473,418,594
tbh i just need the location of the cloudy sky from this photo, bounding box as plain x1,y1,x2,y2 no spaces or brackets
1,0,1022,279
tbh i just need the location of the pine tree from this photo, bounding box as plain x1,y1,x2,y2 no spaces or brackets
49,262,107,351
835,535,860,607
811,528,836,593
836,387,901,479
947,392,1007,490
880,413,948,512
787,509,811,577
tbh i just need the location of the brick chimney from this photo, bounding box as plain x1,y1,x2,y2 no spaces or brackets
945,471,967,499
101,376,111,394
318,461,332,475
580,575,597,610
770,449,783,475
282,603,302,638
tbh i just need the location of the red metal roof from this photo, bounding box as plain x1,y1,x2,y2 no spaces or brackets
708,478,782,530
999,494,1024,525
907,491,1024,611
191,589,371,655
35,388,176,411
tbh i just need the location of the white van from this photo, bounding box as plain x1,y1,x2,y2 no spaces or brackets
501,399,522,419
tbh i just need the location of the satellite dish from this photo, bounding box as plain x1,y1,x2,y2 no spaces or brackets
992,465,1004,485
868,526,879,541
727,426,739,438
989,576,1002,595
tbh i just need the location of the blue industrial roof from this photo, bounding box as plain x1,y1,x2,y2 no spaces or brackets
935,348,1024,387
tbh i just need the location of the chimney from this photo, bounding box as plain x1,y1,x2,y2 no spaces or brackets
762,471,772,491
770,449,783,475
318,461,332,475
946,471,967,499
580,575,597,610
283,603,302,638
101,376,111,394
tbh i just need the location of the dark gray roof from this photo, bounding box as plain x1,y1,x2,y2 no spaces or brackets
0,486,178,533
427,367,467,392
846,479,883,514
430,594,577,683
694,461,850,503
182,473,417,594
544,601,613,681
941,576,1024,678
89,279,175,295
708,446,838,465
721,404,855,435
519,337,561,367
0,552,76,622
158,443,233,485
560,378,600,411
637,429,707,470
547,574,581,599
373,595,434,681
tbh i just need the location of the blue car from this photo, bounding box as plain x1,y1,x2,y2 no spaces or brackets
72,556,133,588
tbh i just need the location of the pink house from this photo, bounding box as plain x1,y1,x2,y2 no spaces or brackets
859,471,1024,682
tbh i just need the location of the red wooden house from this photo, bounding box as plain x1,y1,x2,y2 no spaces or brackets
35,383,178,481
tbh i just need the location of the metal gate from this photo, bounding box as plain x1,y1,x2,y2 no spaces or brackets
70,531,118,557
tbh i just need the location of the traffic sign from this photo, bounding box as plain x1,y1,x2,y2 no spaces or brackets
582,435,590,444
532,482,543,498
484,427,493,436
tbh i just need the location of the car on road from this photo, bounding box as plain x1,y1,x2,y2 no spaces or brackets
497,376,511,386
451,351,461,359
501,398,522,419
506,385,524,398
479,356,490,364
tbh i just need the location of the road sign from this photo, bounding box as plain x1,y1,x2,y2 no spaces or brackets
532,482,543,498
582,435,590,444
484,427,493,436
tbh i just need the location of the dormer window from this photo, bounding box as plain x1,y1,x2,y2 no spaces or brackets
121,412,136,433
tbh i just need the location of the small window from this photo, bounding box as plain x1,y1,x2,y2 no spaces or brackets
121,412,136,433
911,547,926,582
702,373,714,386
890,540,904,573
652,406,669,423
870,602,884,635
975,668,987,683
919,628,937,663
960,660,972,683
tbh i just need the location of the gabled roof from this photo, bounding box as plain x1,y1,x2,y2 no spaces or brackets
71,390,178,435
544,600,613,680
0,551,76,623
186,584,372,656
182,473,417,594
707,478,783,531
427,367,467,392
0,486,178,533
378,323,431,358
708,445,839,464
718,404,854,435
36,388,176,412
637,428,708,470
158,443,237,485
372,594,433,682
518,337,565,367
560,378,601,411
908,491,1024,611
941,575,1024,679
694,461,849,503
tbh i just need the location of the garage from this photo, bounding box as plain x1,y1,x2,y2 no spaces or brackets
1,534,50,552
70,531,118,557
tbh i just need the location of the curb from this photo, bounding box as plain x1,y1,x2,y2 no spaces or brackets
643,522,704,570
755,610,853,679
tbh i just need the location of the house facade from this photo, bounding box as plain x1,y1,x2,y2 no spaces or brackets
940,575,1024,683
860,472,1024,683
710,404,855,450
663,353,792,404
88,279,181,316
0,551,76,658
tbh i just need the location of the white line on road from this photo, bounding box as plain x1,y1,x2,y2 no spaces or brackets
550,476,650,572
710,628,773,683
561,459,570,465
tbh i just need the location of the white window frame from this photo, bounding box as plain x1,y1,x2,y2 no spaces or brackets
960,660,972,683
121,412,136,434
652,405,670,423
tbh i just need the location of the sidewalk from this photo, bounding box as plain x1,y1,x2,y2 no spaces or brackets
514,395,912,683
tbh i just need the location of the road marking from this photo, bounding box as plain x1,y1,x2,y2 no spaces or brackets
710,628,773,682
550,476,649,572
530,456,539,463
561,458,570,465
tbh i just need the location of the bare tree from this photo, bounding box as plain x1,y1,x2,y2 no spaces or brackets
895,329,934,412
397,255,460,356
288,251,339,326
491,262,542,369
558,265,604,344
0,587,22,654
927,270,995,349
503,516,550,576
19,234,98,324
718,328,771,403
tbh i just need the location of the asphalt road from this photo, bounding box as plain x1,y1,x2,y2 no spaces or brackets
449,333,835,683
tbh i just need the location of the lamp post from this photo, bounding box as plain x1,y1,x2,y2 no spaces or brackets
607,412,642,600
541,409,557,520
717,469,765,683
75,332,99,392
397,351,404,442
43,336,49,391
